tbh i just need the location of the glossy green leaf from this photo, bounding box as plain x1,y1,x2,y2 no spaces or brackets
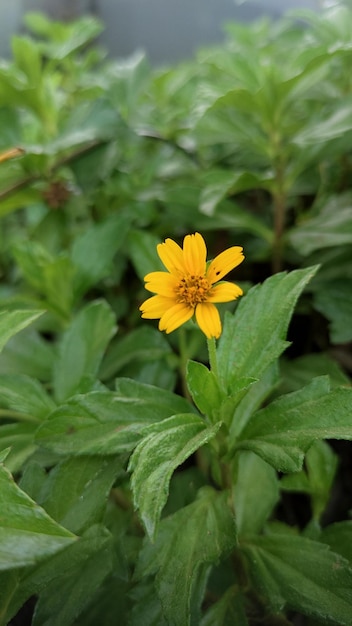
0,463,75,570
129,414,222,538
36,381,193,456
136,489,237,626
0,310,43,354
186,360,256,425
236,377,352,472
29,526,113,626
217,267,319,390
53,300,116,402
37,456,124,534
243,533,352,624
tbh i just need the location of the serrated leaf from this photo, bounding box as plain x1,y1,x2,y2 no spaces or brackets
235,377,352,472
20,526,112,626
136,489,237,626
129,414,222,538
0,310,43,354
320,521,352,564
36,382,194,456
0,463,75,570
242,534,352,624
53,300,116,402
38,456,124,534
217,267,318,390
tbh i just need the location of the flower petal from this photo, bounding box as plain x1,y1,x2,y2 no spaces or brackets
140,295,174,319
207,281,243,303
207,247,244,284
195,302,221,339
183,232,207,276
144,271,178,297
157,238,185,274
159,303,194,334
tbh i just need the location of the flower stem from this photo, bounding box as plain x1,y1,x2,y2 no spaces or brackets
207,337,219,379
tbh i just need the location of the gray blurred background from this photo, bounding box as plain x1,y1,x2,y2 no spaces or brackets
0,0,325,64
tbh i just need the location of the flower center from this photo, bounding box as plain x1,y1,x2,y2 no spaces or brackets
175,275,211,308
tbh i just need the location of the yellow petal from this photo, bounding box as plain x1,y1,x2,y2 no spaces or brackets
183,232,207,276
144,271,178,297
195,302,221,339
140,295,174,319
159,303,194,334
207,247,244,284
207,281,243,303
157,238,185,274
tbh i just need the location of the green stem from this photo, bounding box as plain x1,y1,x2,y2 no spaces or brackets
178,327,191,401
207,337,219,379
272,188,286,274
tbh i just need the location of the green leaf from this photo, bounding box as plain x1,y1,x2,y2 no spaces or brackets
0,422,37,474
217,267,319,390
0,463,75,570
36,381,193,456
236,377,352,472
0,328,55,381
233,451,279,537
242,533,352,624
129,414,222,538
281,441,338,521
186,360,256,425
71,214,130,297
136,489,237,626
127,229,164,281
0,310,43,354
13,526,113,626
37,456,124,534
279,352,350,395
199,169,272,220
295,99,352,145
288,195,352,255
100,326,172,381
12,242,75,319
313,280,352,344
186,360,224,421
320,521,352,564
200,586,249,626
0,374,56,420
53,300,116,402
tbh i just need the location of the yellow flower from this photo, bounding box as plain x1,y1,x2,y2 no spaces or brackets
140,232,244,339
